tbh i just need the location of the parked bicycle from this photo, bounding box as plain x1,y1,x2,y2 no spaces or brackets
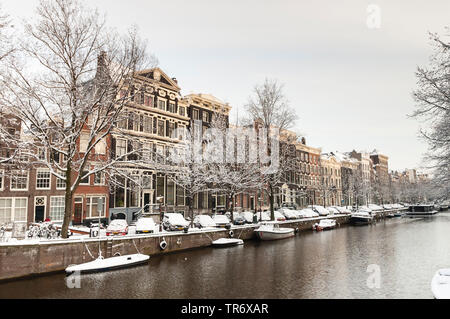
27,222,60,239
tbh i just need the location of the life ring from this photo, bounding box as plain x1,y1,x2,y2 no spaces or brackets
229,230,234,238
160,239,168,250
114,252,121,257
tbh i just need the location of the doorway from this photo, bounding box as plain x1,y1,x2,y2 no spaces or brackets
74,197,83,225
34,196,46,222
142,191,152,213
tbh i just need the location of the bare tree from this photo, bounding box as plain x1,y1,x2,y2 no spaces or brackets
165,120,215,227
207,112,264,221
412,30,450,199
245,78,298,220
0,4,14,62
0,0,154,238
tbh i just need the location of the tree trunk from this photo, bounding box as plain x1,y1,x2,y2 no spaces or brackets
269,183,275,221
229,193,235,223
189,195,194,229
61,164,73,239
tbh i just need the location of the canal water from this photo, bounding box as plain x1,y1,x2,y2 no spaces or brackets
1,213,450,299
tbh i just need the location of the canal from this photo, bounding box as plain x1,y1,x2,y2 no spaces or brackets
1,212,450,299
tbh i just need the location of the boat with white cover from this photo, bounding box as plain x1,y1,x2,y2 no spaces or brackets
254,223,295,241
431,269,450,299
212,238,244,247
313,219,336,231
65,253,150,274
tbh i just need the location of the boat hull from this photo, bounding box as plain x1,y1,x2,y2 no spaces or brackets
212,238,244,248
65,254,150,275
431,269,450,299
255,229,295,241
350,216,373,225
406,211,438,217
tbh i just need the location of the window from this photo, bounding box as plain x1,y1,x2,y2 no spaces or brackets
168,122,175,138
0,199,11,224
192,109,199,120
156,145,165,164
158,99,166,111
94,172,105,185
118,113,128,129
156,176,165,202
116,139,127,159
0,170,3,191
179,106,186,117
168,102,175,113
86,197,106,218
13,198,27,222
202,112,210,123
167,179,175,205
11,171,28,191
0,198,27,224
176,184,185,206
95,138,106,155
144,95,154,107
51,150,60,164
157,120,164,137
50,196,65,221
80,171,90,185
144,116,152,133
36,169,51,190
56,172,66,190
79,133,90,153
38,148,46,161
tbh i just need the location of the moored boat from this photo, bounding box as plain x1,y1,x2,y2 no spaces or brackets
313,219,337,231
65,253,150,274
350,211,373,225
431,269,450,299
254,223,295,241
407,205,438,217
212,238,244,247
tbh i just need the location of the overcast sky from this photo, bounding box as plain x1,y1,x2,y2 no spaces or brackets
3,0,449,171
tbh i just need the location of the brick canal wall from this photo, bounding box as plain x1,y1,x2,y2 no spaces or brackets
0,215,351,282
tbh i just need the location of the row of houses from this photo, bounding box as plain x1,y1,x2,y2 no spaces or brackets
0,63,425,226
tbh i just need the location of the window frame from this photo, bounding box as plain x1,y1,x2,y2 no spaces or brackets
49,196,65,222
86,196,106,219
36,169,51,190
10,170,29,191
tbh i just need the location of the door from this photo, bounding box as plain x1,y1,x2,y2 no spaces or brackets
34,196,46,222
74,198,83,225
143,193,151,213
35,206,45,223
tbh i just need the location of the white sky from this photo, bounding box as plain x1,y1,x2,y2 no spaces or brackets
3,0,449,171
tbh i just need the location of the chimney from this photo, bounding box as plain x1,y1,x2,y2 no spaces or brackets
301,137,306,145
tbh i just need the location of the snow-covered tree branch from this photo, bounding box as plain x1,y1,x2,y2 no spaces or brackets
0,0,156,237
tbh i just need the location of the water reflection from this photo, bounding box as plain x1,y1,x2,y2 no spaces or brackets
1,214,450,299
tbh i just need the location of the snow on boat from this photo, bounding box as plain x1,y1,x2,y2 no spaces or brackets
212,238,244,247
350,211,373,225
254,223,295,241
313,219,337,231
65,253,150,274
431,269,450,299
